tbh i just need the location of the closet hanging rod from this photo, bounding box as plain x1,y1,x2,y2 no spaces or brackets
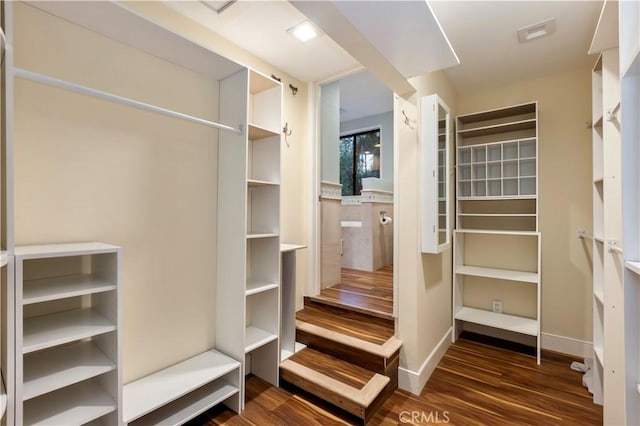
14,68,242,134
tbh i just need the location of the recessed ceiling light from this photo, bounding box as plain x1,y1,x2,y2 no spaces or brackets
517,18,556,43
287,20,322,43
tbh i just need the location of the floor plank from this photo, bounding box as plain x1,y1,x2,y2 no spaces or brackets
315,267,394,318
195,338,602,425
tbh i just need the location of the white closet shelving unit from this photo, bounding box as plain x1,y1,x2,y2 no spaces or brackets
217,68,282,408
620,0,640,423
14,243,121,426
588,0,625,419
453,102,542,363
4,1,277,423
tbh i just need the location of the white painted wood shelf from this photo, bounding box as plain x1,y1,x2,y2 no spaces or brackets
625,261,640,276
129,382,238,426
245,326,277,353
455,307,538,336
247,179,279,187
245,281,278,296
456,118,536,138
594,287,604,305
455,265,538,283
15,242,118,258
594,345,604,365
23,308,116,354
23,341,115,401
248,123,279,140
23,274,116,305
123,349,240,424
455,229,539,236
24,380,116,426
246,233,278,239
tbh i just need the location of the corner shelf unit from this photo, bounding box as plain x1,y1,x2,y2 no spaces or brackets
453,102,541,364
14,242,121,426
217,69,282,408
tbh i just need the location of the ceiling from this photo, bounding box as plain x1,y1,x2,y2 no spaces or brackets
165,1,602,98
165,1,360,83
430,1,602,94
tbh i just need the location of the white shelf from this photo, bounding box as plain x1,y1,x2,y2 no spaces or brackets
458,213,536,217
23,309,116,354
457,119,536,138
245,326,277,353
245,281,278,296
23,274,116,305
15,242,118,259
129,382,238,426
246,233,278,239
248,123,279,140
123,349,240,423
594,235,605,243
458,196,537,201
594,176,604,184
456,265,538,283
24,380,116,426
455,229,539,236
455,306,538,336
0,251,7,267
23,341,115,401
594,345,604,365
625,261,640,276
247,179,279,187
594,287,604,304
280,244,306,253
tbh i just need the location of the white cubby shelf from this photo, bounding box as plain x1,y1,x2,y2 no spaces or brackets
15,242,121,425
454,102,541,363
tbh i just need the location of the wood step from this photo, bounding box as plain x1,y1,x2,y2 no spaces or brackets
279,348,390,422
307,294,394,320
296,303,401,378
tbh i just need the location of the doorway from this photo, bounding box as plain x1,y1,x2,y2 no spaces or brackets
315,71,396,319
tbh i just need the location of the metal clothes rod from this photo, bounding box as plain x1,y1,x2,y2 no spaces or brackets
14,68,242,134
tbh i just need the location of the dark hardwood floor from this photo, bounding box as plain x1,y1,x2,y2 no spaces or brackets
193,338,602,425
314,266,394,319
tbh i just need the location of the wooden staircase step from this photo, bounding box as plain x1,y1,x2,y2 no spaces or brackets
308,293,394,321
280,348,390,421
296,303,401,376
298,301,394,344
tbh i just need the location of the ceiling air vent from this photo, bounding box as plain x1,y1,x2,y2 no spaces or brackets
517,18,556,43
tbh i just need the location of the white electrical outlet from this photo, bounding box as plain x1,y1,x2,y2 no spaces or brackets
492,299,503,314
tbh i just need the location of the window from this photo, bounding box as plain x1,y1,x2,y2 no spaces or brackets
339,129,381,196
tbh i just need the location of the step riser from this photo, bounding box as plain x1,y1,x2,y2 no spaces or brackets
297,329,399,378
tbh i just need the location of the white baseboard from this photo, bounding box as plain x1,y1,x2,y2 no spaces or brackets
541,332,592,358
398,327,452,395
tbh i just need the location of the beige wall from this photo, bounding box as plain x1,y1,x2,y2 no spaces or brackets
397,71,458,371
458,67,594,342
15,2,310,383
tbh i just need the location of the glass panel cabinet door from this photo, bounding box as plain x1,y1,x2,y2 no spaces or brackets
421,94,451,253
